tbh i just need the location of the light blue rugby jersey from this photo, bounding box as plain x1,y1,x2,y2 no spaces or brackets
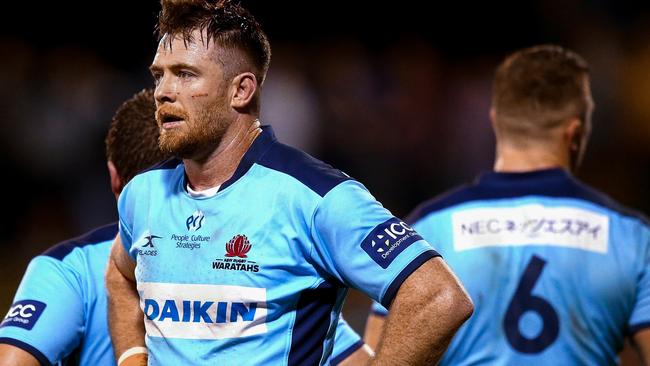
373,168,650,365
0,225,363,366
0,223,118,366
118,126,438,365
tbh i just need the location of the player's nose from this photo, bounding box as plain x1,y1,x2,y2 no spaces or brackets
154,75,177,104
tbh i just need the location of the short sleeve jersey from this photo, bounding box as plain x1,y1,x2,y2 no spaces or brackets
118,126,438,365
0,223,118,366
376,169,650,365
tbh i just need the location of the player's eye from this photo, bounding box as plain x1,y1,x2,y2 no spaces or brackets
151,72,163,85
178,70,195,79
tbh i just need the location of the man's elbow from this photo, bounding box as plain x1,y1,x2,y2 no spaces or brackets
431,282,474,328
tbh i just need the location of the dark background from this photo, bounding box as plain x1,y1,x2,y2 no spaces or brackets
1,1,649,362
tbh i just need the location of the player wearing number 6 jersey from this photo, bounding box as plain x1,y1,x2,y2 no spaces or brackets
365,45,650,365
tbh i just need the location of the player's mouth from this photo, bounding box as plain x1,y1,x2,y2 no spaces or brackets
160,114,185,129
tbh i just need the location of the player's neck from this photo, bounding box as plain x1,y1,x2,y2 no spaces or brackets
493,142,570,173
184,118,262,191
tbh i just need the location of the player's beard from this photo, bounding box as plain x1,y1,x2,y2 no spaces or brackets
157,103,228,159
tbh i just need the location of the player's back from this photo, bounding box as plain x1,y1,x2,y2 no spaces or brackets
0,223,118,365
408,168,650,365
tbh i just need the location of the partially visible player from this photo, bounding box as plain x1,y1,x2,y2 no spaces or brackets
365,45,650,365
0,89,167,365
0,87,372,366
106,1,472,365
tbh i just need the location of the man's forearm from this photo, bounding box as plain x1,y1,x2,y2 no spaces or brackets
364,313,386,351
372,258,473,365
106,256,146,359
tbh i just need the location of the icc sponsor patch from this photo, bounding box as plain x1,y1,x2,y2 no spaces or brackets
0,300,47,331
361,217,423,269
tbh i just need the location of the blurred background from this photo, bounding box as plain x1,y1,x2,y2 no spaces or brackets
1,0,649,363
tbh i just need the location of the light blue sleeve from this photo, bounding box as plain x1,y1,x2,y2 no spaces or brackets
311,180,440,308
0,256,84,365
628,226,650,333
329,316,364,365
117,181,135,259
370,301,389,317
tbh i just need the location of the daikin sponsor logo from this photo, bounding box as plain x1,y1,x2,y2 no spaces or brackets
138,282,267,339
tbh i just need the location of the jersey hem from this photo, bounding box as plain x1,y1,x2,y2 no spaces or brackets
628,322,650,336
330,340,364,365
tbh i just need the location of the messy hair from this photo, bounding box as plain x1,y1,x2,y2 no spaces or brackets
157,0,271,85
105,89,170,184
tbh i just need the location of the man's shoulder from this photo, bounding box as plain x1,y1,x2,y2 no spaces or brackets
257,141,352,197
569,179,650,227
41,222,118,262
124,158,183,197
405,174,650,229
405,184,476,224
135,158,183,181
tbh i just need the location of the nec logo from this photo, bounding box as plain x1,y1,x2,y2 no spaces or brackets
0,300,47,330
186,210,205,231
138,282,267,339
361,218,423,268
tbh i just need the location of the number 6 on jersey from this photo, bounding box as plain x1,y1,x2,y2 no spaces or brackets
503,255,559,353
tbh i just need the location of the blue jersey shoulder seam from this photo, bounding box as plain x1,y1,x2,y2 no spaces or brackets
42,222,118,261
255,142,352,197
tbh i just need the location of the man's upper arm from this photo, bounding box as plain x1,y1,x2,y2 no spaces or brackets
0,256,86,365
632,329,650,365
0,344,40,366
109,234,136,282
311,180,441,306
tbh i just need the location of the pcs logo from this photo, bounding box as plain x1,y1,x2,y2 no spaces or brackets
186,210,205,232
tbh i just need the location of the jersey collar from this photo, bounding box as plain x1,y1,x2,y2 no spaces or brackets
218,125,277,192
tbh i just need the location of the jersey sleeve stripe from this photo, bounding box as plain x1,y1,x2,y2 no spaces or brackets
380,250,440,308
329,339,364,366
627,322,650,336
288,281,340,365
0,337,52,366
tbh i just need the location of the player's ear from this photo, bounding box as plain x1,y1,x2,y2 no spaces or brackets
108,161,123,199
564,117,582,151
230,72,257,111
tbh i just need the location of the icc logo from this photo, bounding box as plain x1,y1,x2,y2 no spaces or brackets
226,235,251,258
6,304,36,319
186,210,205,231
371,221,414,253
